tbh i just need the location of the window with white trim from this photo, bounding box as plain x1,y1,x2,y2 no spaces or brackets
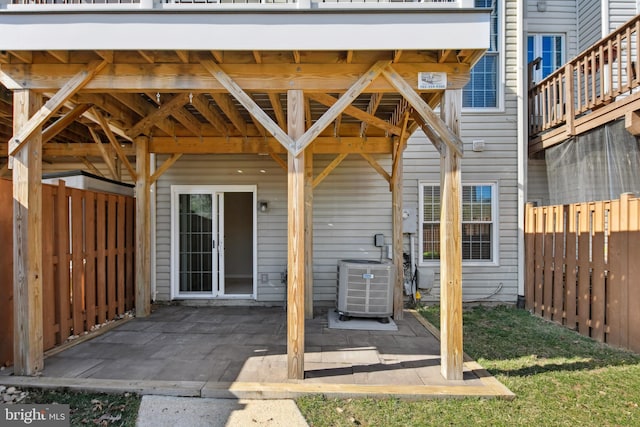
527,34,565,83
463,0,499,108
420,183,497,263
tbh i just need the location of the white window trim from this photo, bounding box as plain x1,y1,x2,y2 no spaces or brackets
418,181,500,268
462,0,505,113
527,33,566,83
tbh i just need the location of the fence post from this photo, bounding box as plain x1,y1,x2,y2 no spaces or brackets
525,203,536,310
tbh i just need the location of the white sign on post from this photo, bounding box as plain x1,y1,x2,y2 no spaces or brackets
418,72,447,90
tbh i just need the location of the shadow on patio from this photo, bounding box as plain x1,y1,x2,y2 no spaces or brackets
1,305,513,400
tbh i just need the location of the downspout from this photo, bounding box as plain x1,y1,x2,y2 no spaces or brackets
516,0,526,307
150,153,157,302
602,0,610,37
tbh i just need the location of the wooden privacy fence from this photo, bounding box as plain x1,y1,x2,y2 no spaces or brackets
0,178,135,366
525,194,640,353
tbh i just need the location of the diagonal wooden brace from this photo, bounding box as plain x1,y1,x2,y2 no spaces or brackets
382,64,464,157
9,60,107,157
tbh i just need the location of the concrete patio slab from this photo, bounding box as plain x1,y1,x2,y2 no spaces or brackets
0,306,515,400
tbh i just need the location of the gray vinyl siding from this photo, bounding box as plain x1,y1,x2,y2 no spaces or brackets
578,0,602,51
400,0,519,304
154,153,393,304
608,0,638,32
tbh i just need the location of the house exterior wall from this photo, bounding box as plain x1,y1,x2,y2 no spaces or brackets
154,153,393,304
608,0,639,32
577,0,602,51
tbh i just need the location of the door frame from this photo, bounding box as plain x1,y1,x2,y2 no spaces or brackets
170,184,257,300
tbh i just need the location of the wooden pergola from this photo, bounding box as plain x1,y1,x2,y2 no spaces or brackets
0,45,483,381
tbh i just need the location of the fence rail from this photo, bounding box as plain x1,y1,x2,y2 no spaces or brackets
0,179,135,366
525,195,640,353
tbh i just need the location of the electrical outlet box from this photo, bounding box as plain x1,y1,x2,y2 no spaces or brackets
374,233,385,247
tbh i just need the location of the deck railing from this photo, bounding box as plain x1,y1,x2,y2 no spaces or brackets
7,0,466,7
529,14,640,144
525,194,640,354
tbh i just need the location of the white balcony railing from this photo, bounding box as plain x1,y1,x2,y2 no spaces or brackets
6,0,470,8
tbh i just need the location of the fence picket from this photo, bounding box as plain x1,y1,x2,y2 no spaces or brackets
577,203,591,336
70,189,85,336
565,203,578,329
543,207,555,320
42,186,56,350
591,202,606,342
525,204,536,310
55,182,70,343
117,196,126,315
107,195,117,320
85,192,97,331
534,208,545,316
553,206,565,322
607,198,623,347
628,198,640,353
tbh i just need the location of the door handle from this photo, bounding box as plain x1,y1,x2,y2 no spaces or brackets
212,239,216,249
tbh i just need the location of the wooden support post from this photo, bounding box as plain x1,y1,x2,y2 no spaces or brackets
135,136,151,317
12,90,44,375
304,146,314,320
392,139,404,320
439,89,463,381
287,90,305,379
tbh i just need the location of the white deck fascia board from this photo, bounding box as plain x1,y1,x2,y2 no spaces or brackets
0,11,489,51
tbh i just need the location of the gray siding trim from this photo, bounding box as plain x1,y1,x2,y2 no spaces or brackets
578,0,602,51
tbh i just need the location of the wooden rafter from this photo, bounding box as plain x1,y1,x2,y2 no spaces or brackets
346,51,354,64
111,93,175,137
47,51,69,64
88,127,118,180
127,93,189,138
307,92,402,136
171,108,203,137
9,59,108,156
211,93,247,136
42,103,91,143
391,111,410,188
94,50,114,63
382,64,463,157
210,51,224,63
175,51,189,64
138,51,155,64
312,154,348,189
304,97,312,130
359,153,391,183
191,94,232,136
75,93,135,129
393,50,403,63
360,93,382,137
268,93,287,131
293,51,301,64
253,51,262,64
200,59,296,151
78,156,104,177
92,107,137,181
11,51,32,63
439,50,452,63
150,153,182,185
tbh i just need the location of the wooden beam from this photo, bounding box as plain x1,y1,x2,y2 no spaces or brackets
94,51,114,63
40,142,135,158
11,51,32,64
391,111,410,189
269,93,287,131
135,135,151,317
127,93,189,138
253,51,262,64
439,89,463,381
191,94,232,135
359,153,391,183
294,60,391,155
148,136,393,154
307,92,402,136
92,108,137,181
381,65,464,157
287,89,305,380
78,156,104,177
88,127,118,180
12,90,43,375
200,59,296,152
74,93,136,129
150,153,182,185
8,60,107,157
42,103,91,143
346,51,354,64
210,51,224,63
304,146,314,320
293,51,301,64
312,154,348,189
304,97,312,131
393,50,403,63
270,153,288,171
625,110,640,135
171,107,204,137
1,63,470,93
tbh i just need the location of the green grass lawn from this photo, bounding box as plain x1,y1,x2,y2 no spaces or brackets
297,306,640,427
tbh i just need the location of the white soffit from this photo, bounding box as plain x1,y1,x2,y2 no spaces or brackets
0,11,489,51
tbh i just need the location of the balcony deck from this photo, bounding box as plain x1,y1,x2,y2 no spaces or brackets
528,13,640,157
